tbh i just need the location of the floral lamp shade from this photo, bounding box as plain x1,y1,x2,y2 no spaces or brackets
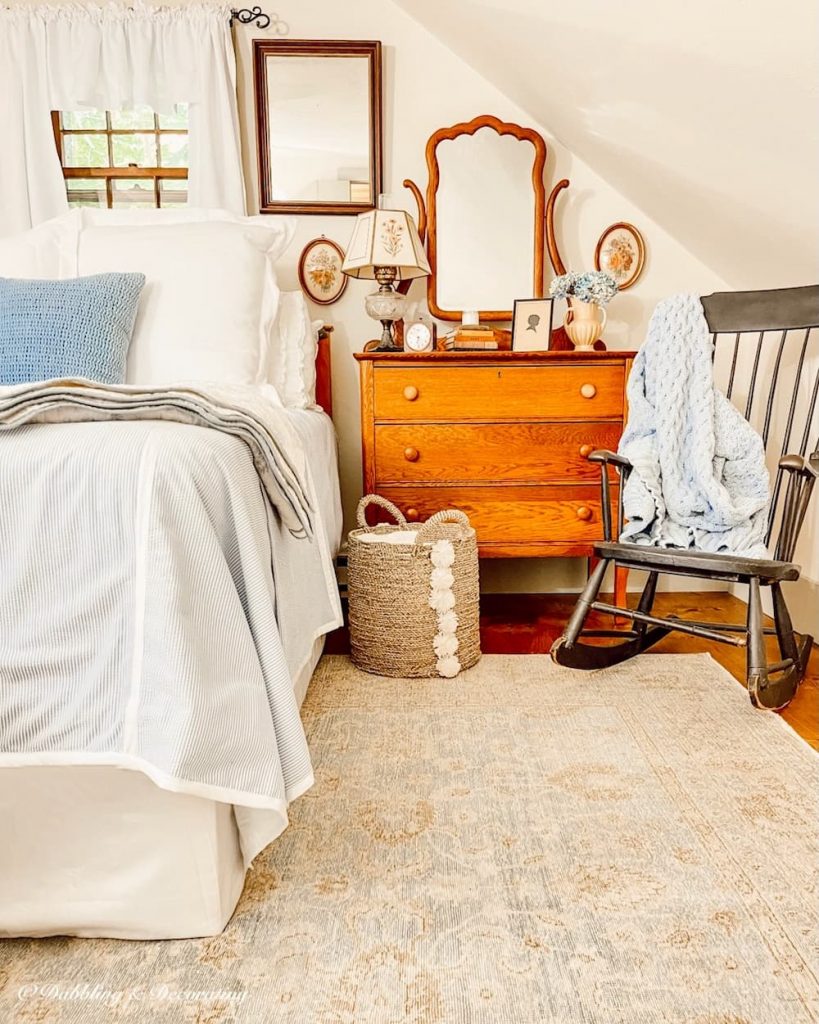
341,209,430,280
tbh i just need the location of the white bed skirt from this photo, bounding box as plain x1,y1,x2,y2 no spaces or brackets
0,766,245,940
0,637,324,940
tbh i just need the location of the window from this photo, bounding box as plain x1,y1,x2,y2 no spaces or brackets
51,105,189,210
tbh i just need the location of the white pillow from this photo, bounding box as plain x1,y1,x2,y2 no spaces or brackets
0,212,80,279
267,291,320,407
79,207,297,262
1,209,318,401
78,220,285,386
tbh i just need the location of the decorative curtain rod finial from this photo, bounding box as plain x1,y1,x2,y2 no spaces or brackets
230,8,288,33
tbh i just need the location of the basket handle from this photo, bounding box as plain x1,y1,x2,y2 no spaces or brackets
414,508,471,545
356,494,408,529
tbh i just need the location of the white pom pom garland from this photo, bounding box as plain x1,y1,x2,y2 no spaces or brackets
433,632,459,658
436,655,461,678
431,540,455,569
428,539,461,677
430,567,455,589
438,610,458,634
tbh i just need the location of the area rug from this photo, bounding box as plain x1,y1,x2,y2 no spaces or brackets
1,654,817,1024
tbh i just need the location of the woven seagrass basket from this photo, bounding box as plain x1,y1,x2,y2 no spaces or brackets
347,495,481,678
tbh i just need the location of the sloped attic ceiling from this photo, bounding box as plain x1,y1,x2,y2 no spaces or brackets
393,0,818,289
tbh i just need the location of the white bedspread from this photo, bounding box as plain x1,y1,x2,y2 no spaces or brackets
0,381,342,862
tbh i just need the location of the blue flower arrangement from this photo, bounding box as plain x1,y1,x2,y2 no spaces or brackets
549,270,618,305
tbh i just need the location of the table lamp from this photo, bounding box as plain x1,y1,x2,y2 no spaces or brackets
341,209,430,351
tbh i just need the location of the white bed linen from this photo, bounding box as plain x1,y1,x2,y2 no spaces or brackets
0,767,246,940
287,406,343,559
0,385,342,862
0,637,328,940
0,405,341,939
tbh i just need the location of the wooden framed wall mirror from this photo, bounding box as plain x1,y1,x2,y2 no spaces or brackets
405,115,548,322
253,39,383,215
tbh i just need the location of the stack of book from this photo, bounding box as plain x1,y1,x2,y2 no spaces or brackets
440,326,499,351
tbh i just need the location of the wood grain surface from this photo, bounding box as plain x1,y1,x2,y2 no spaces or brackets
372,363,626,421
373,421,623,483
373,484,616,546
357,351,632,568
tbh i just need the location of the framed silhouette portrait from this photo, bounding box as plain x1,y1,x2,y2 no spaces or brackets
512,297,554,351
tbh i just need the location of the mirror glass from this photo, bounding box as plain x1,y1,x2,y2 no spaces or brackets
255,42,382,214
435,128,538,315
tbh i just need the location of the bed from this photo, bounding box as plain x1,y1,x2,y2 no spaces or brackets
0,211,343,939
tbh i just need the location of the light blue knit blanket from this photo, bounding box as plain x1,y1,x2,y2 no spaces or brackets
618,293,770,557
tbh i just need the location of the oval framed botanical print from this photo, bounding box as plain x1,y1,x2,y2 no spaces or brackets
594,222,646,290
298,237,349,305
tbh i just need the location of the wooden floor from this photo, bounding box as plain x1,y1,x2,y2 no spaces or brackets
327,592,818,749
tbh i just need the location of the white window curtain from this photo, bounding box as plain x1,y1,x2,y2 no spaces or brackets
0,3,246,237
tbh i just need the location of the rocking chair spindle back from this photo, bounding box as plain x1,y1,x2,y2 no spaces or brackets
703,286,818,556
553,285,819,712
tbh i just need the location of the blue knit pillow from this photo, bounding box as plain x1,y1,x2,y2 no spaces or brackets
0,273,145,386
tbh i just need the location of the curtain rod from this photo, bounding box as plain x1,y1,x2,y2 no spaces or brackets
230,7,288,33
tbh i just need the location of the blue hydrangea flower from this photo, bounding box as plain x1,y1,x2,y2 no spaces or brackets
549,272,578,300
549,270,618,305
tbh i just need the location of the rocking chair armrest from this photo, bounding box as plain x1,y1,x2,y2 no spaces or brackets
779,451,819,479
587,450,632,541
587,449,633,471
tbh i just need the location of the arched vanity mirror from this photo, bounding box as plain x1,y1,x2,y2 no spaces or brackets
406,115,548,322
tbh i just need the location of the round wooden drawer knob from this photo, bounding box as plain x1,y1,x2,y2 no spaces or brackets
406,507,420,522
403,385,419,401
576,506,593,521
579,444,594,459
404,446,420,462
580,383,597,399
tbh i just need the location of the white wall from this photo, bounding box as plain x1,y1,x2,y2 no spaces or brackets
395,0,819,290
234,0,727,594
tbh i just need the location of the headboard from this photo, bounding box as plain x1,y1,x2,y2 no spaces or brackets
315,324,333,418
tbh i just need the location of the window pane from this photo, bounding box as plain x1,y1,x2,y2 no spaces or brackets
157,104,189,130
110,106,155,130
158,178,188,208
159,135,188,168
111,178,156,209
66,178,107,208
61,109,106,130
112,133,157,168
63,134,109,168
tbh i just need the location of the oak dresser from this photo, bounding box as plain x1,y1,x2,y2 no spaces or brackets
355,350,635,597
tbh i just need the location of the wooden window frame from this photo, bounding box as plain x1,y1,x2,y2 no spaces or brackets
51,110,188,209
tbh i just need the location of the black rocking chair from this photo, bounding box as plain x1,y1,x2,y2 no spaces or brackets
552,285,819,711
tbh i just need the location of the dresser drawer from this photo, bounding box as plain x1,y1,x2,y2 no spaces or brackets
374,422,623,483
374,485,615,545
373,364,625,421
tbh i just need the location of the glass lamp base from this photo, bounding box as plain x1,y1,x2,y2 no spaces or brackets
365,284,407,352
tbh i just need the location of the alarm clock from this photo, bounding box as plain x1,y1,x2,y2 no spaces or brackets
404,314,436,352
